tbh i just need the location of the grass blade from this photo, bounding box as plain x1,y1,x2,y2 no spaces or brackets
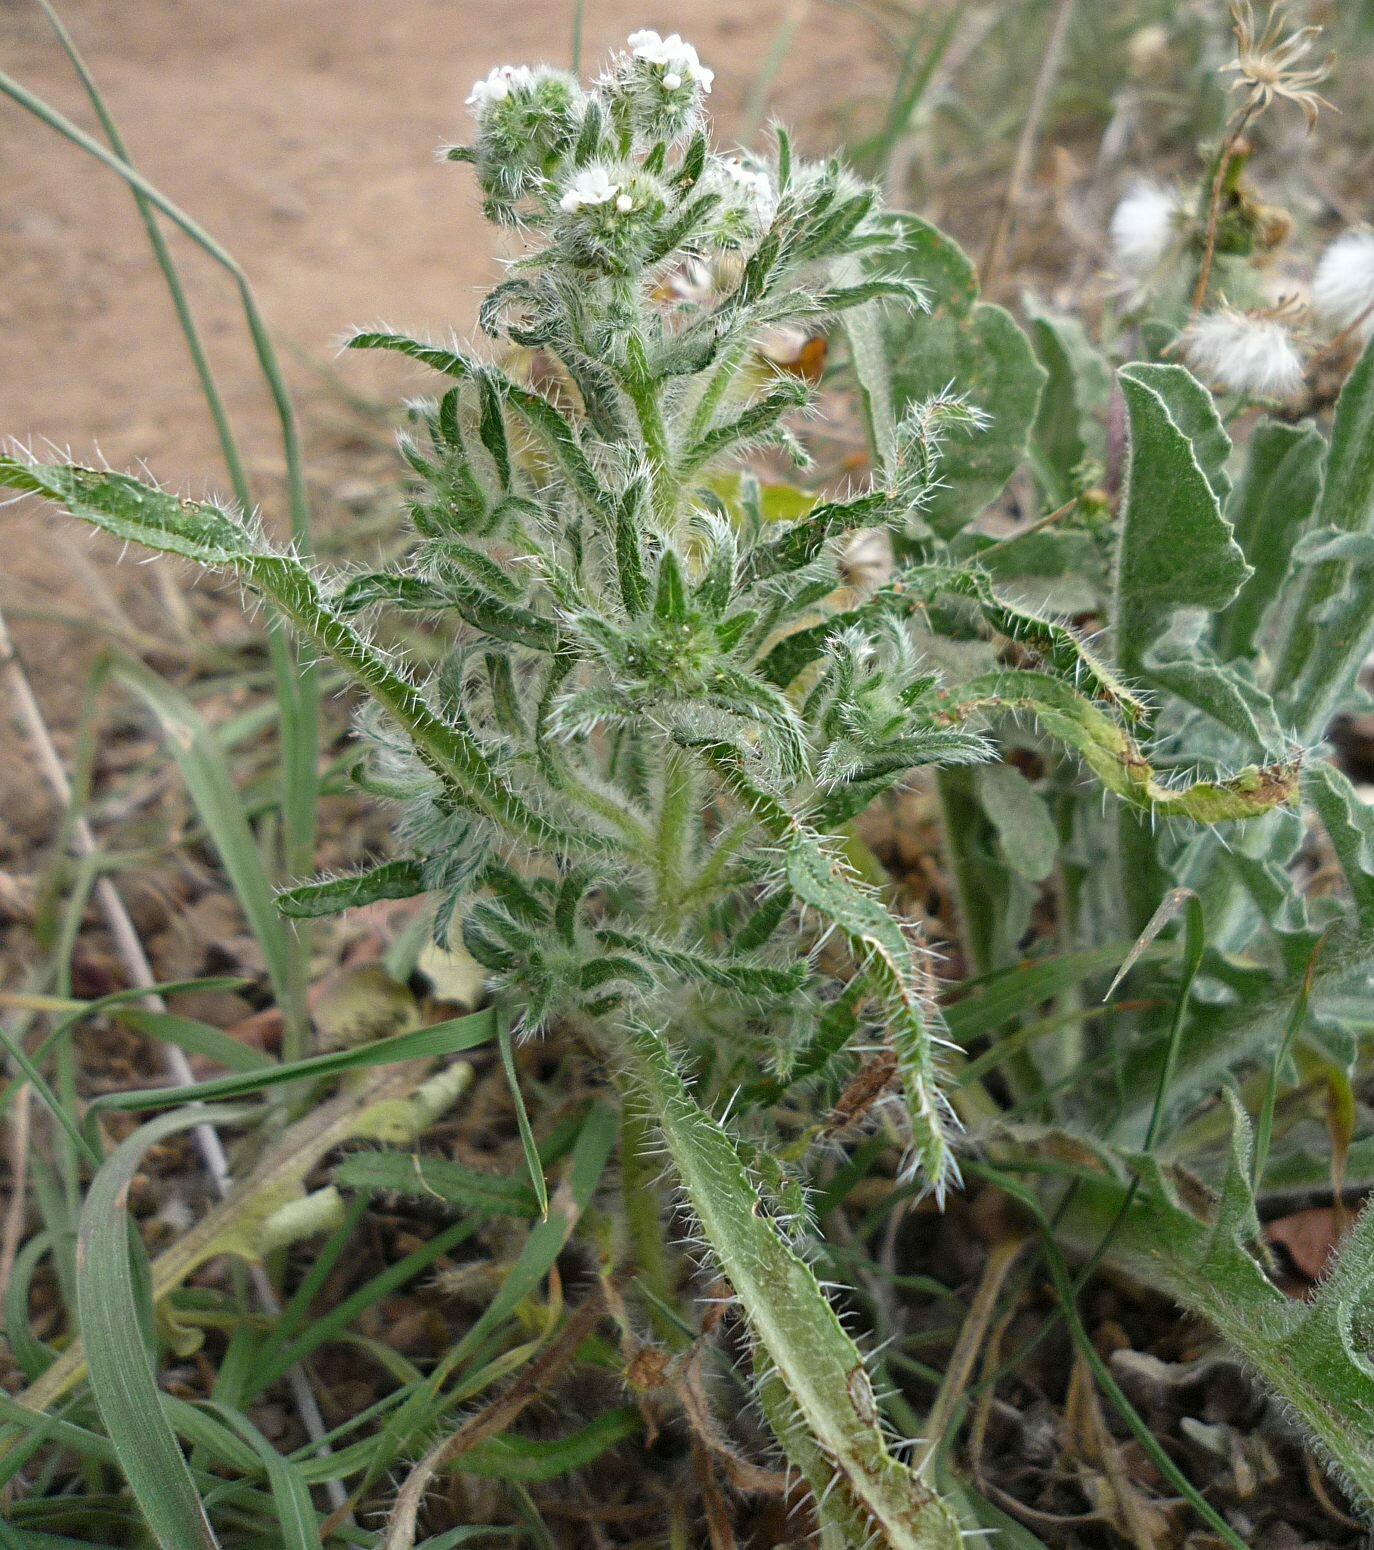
77,1105,258,1549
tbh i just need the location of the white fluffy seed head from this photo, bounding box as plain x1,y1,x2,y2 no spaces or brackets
1313,229,1374,344
1109,181,1181,278
1180,306,1305,399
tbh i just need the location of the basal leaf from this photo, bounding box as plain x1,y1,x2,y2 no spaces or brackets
1112,363,1249,680
879,215,1045,534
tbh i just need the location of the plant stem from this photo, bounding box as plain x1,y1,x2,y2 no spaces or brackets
1188,105,1255,322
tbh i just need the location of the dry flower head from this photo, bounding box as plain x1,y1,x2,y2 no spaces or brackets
1221,0,1334,131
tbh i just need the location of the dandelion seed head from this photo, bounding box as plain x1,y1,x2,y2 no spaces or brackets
1179,304,1304,398
1313,229,1374,344
1109,181,1182,278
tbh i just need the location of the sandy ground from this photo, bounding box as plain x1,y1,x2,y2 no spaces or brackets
1,0,884,484
0,0,884,835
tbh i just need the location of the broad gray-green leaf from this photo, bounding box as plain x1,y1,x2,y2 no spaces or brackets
1218,419,1325,661
1274,331,1374,738
974,762,1057,883
1112,363,1249,680
1144,615,1286,754
1026,307,1111,506
1305,761,1374,935
880,215,1045,534
842,292,897,475
1103,1100,1374,1508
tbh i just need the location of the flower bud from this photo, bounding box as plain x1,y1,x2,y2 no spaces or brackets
553,162,672,275
465,65,585,222
605,29,714,145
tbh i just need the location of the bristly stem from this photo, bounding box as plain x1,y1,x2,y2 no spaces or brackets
1188,104,1255,323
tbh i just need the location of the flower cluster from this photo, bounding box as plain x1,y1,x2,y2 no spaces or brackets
626,29,714,94
456,30,778,278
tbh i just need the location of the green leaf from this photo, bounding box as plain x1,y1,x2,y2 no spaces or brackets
111,1008,273,1075
956,670,1298,823
446,1407,641,1481
974,763,1057,883
198,1404,322,1550
1112,363,1249,682
628,1026,962,1550
1305,762,1374,934
84,1006,495,1118
1217,419,1325,661
276,859,427,918
344,329,475,378
841,292,897,474
78,1105,259,1548
1,459,609,858
498,1016,549,1220
107,657,294,1006
880,215,1045,534
1275,332,1374,737
333,1151,540,1217
1026,308,1111,507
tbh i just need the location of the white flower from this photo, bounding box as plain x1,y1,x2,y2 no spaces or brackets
717,157,777,226
466,64,535,113
1313,229,1374,344
1109,181,1181,278
1180,306,1304,398
627,29,715,93
559,166,622,214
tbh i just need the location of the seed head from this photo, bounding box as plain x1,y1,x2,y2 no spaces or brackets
1220,1,1333,131
1109,181,1183,279
1179,302,1305,398
1313,229,1374,345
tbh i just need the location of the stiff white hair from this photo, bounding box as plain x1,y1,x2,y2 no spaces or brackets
1109,181,1182,278
1313,229,1374,345
1179,306,1305,399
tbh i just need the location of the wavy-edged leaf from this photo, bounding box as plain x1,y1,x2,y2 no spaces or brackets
1112,363,1248,682
1218,418,1325,661
879,215,1045,534
1275,333,1374,737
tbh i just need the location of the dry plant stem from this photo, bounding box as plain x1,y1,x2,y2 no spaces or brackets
914,1233,1025,1473
979,0,1077,290
1188,105,1256,322
0,1082,32,1300
1304,300,1374,377
377,1289,607,1550
0,603,346,1512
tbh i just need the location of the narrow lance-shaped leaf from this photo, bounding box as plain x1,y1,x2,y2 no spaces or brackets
628,1025,962,1550
0,459,610,859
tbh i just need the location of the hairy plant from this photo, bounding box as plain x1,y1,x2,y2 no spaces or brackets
6,20,1363,1546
